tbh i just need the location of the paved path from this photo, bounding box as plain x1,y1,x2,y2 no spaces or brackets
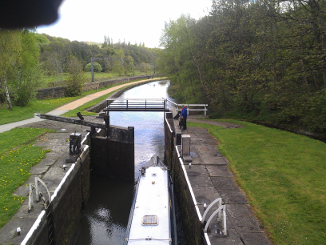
0,79,157,133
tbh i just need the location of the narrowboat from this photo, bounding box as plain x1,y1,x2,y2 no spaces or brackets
124,156,177,245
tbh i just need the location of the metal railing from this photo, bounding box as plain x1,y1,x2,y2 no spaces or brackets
201,197,227,237
104,98,208,115
105,98,168,111
28,177,51,212
166,99,208,116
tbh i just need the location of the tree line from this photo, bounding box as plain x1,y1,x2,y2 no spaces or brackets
38,34,160,84
0,29,160,108
159,0,326,136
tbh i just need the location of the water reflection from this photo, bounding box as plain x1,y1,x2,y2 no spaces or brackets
75,177,133,245
74,80,173,244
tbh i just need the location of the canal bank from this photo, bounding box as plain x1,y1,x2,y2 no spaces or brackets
164,113,273,245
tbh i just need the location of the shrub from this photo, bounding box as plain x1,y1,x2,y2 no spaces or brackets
84,62,102,72
14,64,43,106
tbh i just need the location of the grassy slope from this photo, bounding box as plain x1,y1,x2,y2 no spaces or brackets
188,120,326,245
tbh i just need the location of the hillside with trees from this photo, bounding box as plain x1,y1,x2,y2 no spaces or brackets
38,34,160,81
159,0,326,138
0,29,160,108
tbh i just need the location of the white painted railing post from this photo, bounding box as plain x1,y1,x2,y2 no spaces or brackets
28,183,33,212
35,177,40,202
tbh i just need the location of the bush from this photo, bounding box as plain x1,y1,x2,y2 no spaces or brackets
14,64,43,106
84,62,102,72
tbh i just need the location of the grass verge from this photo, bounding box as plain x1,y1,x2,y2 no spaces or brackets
188,119,326,245
0,128,55,229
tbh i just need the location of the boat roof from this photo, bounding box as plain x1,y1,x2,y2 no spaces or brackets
127,166,171,244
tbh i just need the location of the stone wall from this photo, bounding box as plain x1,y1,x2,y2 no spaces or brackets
36,75,151,100
172,149,203,245
164,113,175,171
36,86,66,100
24,144,90,245
164,113,203,245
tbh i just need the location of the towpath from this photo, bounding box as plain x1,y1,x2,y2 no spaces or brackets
178,117,273,245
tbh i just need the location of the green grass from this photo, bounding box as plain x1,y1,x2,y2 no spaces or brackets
188,120,326,245
0,128,55,228
0,97,79,125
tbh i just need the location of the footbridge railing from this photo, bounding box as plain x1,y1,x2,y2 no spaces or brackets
104,98,208,115
166,99,208,116
105,98,168,112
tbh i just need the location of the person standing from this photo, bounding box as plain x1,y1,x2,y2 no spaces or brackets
181,106,187,130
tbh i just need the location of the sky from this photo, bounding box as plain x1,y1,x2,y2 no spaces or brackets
37,0,213,48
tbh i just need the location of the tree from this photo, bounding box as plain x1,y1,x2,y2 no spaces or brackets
64,54,85,97
0,29,21,110
124,55,134,74
15,63,43,106
102,35,110,48
112,48,125,75
160,15,210,103
14,29,43,106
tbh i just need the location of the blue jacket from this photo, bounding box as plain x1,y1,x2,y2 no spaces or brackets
181,107,187,118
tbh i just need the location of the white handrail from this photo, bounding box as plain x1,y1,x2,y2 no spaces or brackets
203,205,227,235
201,197,227,236
201,198,222,223
35,177,51,203
28,177,51,212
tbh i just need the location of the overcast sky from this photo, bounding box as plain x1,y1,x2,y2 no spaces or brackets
36,0,213,48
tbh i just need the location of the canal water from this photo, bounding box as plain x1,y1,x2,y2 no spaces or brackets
74,80,180,244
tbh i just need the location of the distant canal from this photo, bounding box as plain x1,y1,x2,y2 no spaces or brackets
74,80,177,244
